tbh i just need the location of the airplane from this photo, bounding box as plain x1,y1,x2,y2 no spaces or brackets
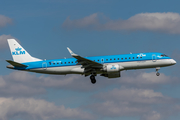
6,39,176,84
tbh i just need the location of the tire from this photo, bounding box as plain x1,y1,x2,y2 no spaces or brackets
90,75,95,80
156,72,160,76
91,79,96,84
90,75,96,84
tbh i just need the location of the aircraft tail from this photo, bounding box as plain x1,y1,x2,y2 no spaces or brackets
7,39,42,63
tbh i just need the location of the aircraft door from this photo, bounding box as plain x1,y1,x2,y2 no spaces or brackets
101,58,104,64
152,54,156,62
42,62,47,70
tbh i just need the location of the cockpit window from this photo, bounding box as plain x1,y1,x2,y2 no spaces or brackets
161,54,168,57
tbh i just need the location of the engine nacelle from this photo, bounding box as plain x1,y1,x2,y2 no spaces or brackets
101,64,124,78
103,64,124,73
101,72,121,78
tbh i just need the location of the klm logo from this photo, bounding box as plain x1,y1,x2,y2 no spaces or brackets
137,53,146,57
111,65,116,70
12,47,25,55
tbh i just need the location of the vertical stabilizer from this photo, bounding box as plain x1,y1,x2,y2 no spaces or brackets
7,39,42,63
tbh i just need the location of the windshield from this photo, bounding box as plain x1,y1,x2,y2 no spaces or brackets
161,54,168,57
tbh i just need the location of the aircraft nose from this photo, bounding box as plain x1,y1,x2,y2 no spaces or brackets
171,59,176,65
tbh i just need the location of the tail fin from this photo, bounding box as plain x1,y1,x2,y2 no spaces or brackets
7,39,42,63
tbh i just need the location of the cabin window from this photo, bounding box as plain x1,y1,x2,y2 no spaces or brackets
137,57,138,59
118,58,119,60
53,63,55,65
61,62,63,64
72,62,73,63
140,57,142,58
65,62,66,64
68,62,70,64
125,58,127,59
106,59,108,61
57,62,59,64
114,58,116,60
102,59,103,61
98,60,99,61
129,57,131,59
121,58,123,60
110,59,112,60
133,57,134,59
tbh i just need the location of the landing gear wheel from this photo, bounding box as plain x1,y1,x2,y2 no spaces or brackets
90,75,96,84
156,72,160,76
91,79,96,84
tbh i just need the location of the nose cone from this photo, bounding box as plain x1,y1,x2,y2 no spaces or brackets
171,59,176,65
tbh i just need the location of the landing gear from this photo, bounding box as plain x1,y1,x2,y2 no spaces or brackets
156,72,160,76
90,75,96,84
156,67,160,76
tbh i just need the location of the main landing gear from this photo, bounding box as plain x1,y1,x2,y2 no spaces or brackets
90,75,96,84
156,67,160,76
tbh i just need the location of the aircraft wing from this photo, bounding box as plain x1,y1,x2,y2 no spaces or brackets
67,47,103,72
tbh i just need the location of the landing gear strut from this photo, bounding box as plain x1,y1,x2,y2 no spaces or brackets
156,67,160,76
90,75,96,84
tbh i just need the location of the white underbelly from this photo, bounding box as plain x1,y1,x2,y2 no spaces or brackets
29,65,84,75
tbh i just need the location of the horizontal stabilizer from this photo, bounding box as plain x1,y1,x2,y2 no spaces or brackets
6,60,27,67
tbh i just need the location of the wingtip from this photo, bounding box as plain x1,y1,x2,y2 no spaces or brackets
67,47,74,55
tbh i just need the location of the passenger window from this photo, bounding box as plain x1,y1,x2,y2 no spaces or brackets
110,59,112,60
68,62,70,64
106,59,108,61
140,57,142,58
61,62,63,64
114,58,116,60
65,62,66,64
98,60,99,61
129,57,131,59
72,62,73,63
121,58,123,60
118,58,119,60
137,57,138,59
102,59,103,61
133,57,134,59
125,58,127,59
57,62,59,64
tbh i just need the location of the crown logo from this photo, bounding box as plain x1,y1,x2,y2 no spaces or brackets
111,65,116,70
15,47,22,51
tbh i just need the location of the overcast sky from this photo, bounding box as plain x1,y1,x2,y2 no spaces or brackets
0,0,180,120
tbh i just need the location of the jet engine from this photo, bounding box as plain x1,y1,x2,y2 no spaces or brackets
103,64,124,72
101,64,124,78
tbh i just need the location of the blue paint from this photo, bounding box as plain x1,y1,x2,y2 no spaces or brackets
12,47,26,55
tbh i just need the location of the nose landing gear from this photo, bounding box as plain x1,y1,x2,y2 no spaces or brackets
156,67,160,76
90,75,96,84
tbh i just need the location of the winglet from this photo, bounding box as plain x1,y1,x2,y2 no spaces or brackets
67,47,78,56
